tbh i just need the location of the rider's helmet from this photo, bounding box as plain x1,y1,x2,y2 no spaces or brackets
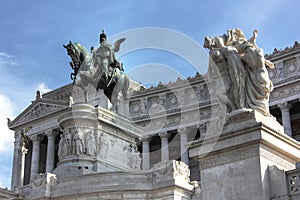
100,30,107,43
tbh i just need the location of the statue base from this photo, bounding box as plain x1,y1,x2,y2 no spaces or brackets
25,161,199,200
189,109,300,200
54,103,142,178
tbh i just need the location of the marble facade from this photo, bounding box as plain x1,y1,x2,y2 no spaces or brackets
2,41,300,199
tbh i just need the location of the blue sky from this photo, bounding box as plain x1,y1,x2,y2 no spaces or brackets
0,0,299,188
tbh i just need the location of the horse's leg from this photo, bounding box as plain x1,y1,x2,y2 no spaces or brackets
122,75,130,100
110,91,117,111
84,88,88,103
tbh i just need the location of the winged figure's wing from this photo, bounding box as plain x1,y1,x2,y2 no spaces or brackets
114,38,126,52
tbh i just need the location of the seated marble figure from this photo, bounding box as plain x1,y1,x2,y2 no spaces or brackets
204,28,274,115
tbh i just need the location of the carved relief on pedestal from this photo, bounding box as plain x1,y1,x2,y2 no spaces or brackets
98,132,109,159
126,144,141,170
85,131,96,156
58,128,97,161
72,130,85,155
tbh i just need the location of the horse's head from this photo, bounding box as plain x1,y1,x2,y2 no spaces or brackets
63,41,81,67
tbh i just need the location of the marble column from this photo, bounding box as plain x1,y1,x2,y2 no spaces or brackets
19,142,28,187
159,132,170,162
30,135,41,179
46,130,56,172
11,131,21,189
141,136,152,170
178,128,189,165
278,102,293,137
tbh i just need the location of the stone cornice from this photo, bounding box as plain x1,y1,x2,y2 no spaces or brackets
265,41,300,61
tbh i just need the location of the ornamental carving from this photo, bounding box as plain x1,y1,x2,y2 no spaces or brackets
19,103,64,124
58,128,97,160
200,146,259,170
129,100,141,115
270,84,300,101
288,172,300,195
152,160,190,181
283,57,298,78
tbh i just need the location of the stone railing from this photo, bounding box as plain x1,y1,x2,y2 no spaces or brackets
287,168,300,196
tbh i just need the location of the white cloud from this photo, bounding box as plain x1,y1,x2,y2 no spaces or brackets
38,83,51,94
0,94,15,153
0,52,19,67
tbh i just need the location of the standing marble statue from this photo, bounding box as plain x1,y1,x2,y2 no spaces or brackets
204,28,274,115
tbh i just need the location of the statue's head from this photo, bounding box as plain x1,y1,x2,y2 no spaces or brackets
100,30,107,44
203,36,214,49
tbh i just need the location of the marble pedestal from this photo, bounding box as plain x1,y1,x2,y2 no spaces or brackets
189,109,300,200
54,103,143,178
22,161,199,200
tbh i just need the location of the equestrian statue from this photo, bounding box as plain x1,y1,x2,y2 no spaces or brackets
63,30,130,110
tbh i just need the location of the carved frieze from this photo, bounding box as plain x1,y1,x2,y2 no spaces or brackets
259,148,295,170
18,103,64,124
200,146,259,170
270,83,300,101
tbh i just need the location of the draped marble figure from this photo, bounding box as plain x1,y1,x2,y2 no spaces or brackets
204,28,274,115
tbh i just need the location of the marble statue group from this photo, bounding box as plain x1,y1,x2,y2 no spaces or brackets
204,28,274,115
63,30,130,109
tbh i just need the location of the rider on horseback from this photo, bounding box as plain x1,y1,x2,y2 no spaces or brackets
93,30,124,83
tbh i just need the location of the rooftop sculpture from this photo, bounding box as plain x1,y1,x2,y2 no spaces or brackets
204,28,274,115
63,30,130,110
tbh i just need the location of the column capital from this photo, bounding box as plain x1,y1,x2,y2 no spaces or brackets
140,135,152,143
178,127,188,136
30,134,42,143
278,102,292,112
159,132,170,140
46,129,58,138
